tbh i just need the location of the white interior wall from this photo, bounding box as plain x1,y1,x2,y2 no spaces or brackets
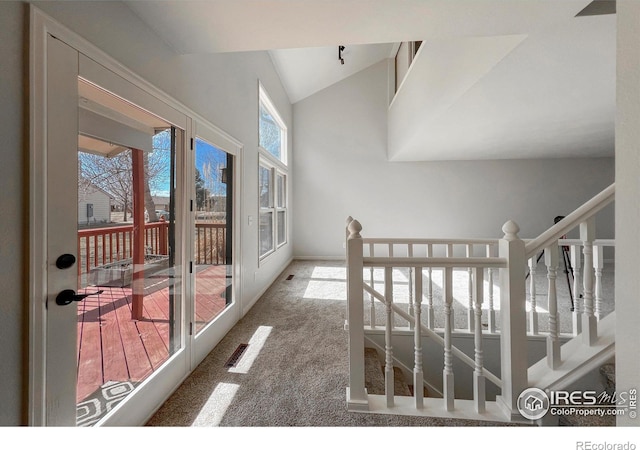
33,1,294,313
615,0,640,427
293,60,615,259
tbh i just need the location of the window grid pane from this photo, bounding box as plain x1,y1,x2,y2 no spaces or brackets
259,211,274,257
277,174,285,208
259,165,272,208
259,103,283,161
277,210,286,246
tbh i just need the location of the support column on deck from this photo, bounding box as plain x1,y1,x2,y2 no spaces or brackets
132,149,145,320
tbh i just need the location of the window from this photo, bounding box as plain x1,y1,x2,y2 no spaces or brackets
258,84,288,261
259,85,287,165
259,157,287,259
259,162,274,258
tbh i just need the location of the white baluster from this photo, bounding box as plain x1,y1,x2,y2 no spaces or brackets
413,265,424,409
369,243,376,328
443,266,455,412
408,245,414,330
497,220,528,420
570,244,582,336
388,244,395,330
545,245,561,369
384,266,394,407
473,267,486,413
581,218,597,346
446,243,455,331
426,244,435,329
467,244,474,333
346,219,367,410
486,244,496,333
528,256,539,335
594,244,604,320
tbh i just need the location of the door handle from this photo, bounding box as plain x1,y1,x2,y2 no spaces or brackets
56,289,104,306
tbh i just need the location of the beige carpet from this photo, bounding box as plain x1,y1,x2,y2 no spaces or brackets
146,260,529,427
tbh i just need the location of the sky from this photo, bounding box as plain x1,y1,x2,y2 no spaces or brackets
150,133,228,198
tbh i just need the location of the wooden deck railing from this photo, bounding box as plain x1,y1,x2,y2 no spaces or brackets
195,223,227,265
77,222,226,276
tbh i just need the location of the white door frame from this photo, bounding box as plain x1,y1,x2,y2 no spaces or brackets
28,6,243,425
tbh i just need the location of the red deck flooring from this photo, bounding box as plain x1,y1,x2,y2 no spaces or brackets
76,264,228,402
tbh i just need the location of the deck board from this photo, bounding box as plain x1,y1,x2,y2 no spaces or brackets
99,290,129,389
76,265,228,403
77,296,104,401
114,293,154,381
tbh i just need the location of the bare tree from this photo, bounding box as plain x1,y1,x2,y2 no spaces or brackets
78,131,171,222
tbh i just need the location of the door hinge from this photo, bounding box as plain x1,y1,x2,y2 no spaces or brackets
190,138,194,150
190,261,193,273
190,199,193,212
189,322,194,336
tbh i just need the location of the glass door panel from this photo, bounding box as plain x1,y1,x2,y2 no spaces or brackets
194,137,233,334
75,78,182,425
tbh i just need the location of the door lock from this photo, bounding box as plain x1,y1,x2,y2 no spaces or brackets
56,289,104,306
56,254,76,269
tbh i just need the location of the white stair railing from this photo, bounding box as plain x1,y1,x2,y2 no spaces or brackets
346,183,615,421
346,219,506,414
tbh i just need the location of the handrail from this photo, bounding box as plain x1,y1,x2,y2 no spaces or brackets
362,238,498,245
363,256,506,269
364,283,502,389
556,238,615,247
524,183,615,259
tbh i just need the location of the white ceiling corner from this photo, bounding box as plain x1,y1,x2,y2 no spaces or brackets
269,43,394,104
123,0,616,161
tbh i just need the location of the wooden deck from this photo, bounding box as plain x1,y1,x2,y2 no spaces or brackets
76,264,228,402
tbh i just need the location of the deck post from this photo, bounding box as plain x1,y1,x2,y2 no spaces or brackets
132,149,145,320
497,220,528,421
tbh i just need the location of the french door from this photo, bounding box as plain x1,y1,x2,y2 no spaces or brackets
32,14,240,425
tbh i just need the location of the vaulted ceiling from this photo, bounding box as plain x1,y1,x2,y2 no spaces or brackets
124,0,616,160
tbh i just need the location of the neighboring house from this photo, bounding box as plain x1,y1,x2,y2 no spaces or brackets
0,0,638,430
78,184,113,225
151,195,170,211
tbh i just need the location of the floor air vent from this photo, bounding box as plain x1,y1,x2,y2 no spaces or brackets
225,344,248,367
286,274,294,280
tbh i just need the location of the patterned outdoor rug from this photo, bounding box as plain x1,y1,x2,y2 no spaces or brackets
76,380,138,427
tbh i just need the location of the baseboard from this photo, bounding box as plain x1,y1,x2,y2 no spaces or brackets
242,257,294,316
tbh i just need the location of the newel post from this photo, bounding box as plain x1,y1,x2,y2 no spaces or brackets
497,220,528,420
344,216,353,328
346,219,369,411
